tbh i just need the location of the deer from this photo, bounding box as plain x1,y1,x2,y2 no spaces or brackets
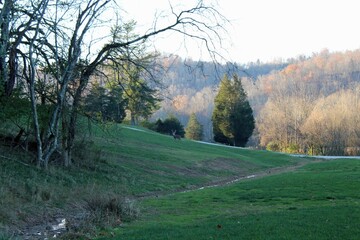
171,130,181,140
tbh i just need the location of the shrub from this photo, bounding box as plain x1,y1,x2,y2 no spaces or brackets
154,116,185,137
140,120,157,131
266,141,280,151
285,143,300,154
84,195,140,227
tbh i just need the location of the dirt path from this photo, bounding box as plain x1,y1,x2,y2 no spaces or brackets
136,158,326,199
13,157,341,239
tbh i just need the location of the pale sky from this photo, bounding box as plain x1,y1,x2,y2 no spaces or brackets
119,0,360,63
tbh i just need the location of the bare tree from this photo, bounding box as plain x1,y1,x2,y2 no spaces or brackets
1,0,52,166
301,88,360,155
0,0,12,96
59,0,228,167
2,0,229,168
25,0,51,168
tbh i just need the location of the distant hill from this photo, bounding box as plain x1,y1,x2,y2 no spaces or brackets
256,49,360,154
152,49,360,154
152,54,289,141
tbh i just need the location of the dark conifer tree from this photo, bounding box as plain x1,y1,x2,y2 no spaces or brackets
212,74,255,146
156,115,185,137
83,83,126,123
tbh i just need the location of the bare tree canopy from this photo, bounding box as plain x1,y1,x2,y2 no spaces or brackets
0,0,230,168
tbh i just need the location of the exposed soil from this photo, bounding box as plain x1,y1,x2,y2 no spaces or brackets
4,205,92,240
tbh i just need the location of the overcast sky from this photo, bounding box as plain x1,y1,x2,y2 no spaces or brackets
119,0,360,63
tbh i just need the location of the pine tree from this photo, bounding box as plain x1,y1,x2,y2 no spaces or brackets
110,21,161,125
83,83,126,123
185,113,203,140
212,74,255,146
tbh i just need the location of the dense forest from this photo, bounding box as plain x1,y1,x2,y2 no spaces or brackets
153,49,360,155
257,49,360,155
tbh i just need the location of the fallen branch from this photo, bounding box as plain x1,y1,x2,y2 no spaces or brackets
0,155,11,160
0,155,31,166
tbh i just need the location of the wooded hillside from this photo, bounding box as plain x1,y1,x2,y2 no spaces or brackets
152,55,288,141
257,49,360,155
154,49,360,155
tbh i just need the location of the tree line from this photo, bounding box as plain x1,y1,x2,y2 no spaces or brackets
256,49,360,155
151,55,286,141
3,0,358,170
152,49,360,155
145,73,255,148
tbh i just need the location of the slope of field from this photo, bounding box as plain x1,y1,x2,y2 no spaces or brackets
0,124,303,238
95,125,304,195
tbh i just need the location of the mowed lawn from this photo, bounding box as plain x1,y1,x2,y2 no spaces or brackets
107,159,360,240
3,123,355,239
0,123,303,236
88,124,304,195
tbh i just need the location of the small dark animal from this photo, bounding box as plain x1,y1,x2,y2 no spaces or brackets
171,130,181,140
217,224,222,229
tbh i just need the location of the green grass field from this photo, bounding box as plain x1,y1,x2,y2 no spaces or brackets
1,123,359,239
105,159,360,240
83,124,303,195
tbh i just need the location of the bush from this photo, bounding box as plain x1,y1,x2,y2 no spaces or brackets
154,116,185,137
84,195,139,227
140,120,157,131
266,141,280,151
285,143,300,154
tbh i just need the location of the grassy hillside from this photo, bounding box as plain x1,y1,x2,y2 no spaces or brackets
105,159,360,240
87,124,303,195
0,123,302,238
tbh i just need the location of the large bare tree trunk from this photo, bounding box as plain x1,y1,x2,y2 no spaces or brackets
27,0,50,169
62,68,94,166
0,0,12,96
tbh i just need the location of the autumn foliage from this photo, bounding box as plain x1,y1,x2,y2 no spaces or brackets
257,49,360,155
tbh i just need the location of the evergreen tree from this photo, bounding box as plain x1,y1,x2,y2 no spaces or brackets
155,115,185,137
212,74,255,146
111,21,161,125
106,86,127,123
154,119,165,133
83,83,107,121
185,113,203,140
83,83,126,123
125,75,160,125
